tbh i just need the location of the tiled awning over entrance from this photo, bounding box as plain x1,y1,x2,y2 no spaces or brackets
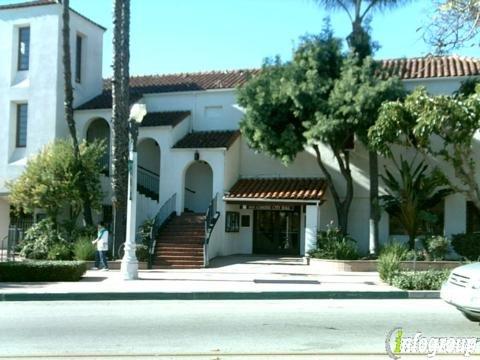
224,178,327,203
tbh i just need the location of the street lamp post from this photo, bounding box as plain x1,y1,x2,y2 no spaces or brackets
121,103,147,280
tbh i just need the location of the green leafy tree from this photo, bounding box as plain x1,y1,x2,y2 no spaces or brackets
380,157,452,249
314,0,411,254
370,87,480,211
327,55,405,249
7,140,104,222
239,31,358,232
239,28,404,235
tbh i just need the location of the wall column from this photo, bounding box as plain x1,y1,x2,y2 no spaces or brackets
304,204,319,256
445,193,466,237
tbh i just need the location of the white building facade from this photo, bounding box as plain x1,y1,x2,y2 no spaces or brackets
1,1,479,266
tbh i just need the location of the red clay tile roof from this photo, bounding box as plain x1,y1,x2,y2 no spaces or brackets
78,70,260,110
225,178,327,202
0,0,106,30
104,69,261,93
76,91,143,110
173,130,240,149
77,56,480,110
379,56,480,80
141,111,190,128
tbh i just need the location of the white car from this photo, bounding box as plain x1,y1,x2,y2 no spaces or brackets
441,263,480,322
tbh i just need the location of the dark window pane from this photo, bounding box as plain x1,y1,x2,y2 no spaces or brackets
75,35,82,83
466,201,480,233
16,104,28,147
18,27,30,71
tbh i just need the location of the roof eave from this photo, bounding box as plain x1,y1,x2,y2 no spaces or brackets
223,197,325,204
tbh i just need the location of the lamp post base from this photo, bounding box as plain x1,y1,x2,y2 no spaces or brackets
120,258,139,280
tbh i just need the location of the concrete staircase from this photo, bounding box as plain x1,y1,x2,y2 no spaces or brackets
153,213,205,269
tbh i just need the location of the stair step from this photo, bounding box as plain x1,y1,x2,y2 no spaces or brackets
155,243,203,250
157,259,203,265
158,255,204,260
152,264,203,269
152,213,208,269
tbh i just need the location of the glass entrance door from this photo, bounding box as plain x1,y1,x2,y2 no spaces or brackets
253,208,300,255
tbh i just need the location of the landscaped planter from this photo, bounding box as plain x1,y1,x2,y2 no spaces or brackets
309,258,463,272
86,260,148,270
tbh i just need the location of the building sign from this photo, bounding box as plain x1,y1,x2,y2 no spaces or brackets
242,204,296,211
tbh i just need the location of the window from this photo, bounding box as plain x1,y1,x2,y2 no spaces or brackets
466,201,480,233
75,35,83,83
225,212,240,233
17,27,30,71
16,104,28,148
389,201,445,235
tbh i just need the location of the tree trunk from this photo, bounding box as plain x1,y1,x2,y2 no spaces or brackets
368,150,380,255
313,145,354,235
61,0,93,225
111,0,130,253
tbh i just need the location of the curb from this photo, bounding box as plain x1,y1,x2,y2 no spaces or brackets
407,291,440,299
0,290,417,301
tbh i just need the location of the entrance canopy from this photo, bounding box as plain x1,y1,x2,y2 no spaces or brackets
224,178,327,204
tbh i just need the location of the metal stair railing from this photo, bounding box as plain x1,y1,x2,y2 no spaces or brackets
137,166,160,201
204,193,221,267
149,193,177,268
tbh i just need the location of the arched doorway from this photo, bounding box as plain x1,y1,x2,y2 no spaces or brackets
184,161,213,213
137,138,160,201
86,118,110,176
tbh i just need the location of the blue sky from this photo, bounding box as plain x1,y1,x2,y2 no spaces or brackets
1,0,478,77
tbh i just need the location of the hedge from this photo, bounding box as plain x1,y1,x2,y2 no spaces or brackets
389,269,450,290
0,261,87,282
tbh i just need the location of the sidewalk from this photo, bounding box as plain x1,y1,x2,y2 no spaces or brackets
0,256,438,301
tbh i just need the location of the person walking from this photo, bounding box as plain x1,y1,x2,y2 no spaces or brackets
92,222,109,271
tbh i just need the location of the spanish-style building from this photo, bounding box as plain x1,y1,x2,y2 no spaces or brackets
1,0,479,267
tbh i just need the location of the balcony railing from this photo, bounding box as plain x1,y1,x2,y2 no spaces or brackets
99,153,109,176
137,166,159,201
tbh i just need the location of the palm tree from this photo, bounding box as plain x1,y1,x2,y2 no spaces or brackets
381,157,452,249
111,0,131,251
314,0,412,255
61,0,93,225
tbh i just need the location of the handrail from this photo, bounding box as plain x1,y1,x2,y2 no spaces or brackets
149,193,177,268
204,193,221,267
137,167,160,201
138,165,159,177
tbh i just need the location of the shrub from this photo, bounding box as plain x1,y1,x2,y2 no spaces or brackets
309,225,359,260
378,252,402,282
404,249,427,261
20,219,67,260
422,235,449,261
379,241,408,259
451,233,480,261
47,242,73,260
73,237,96,261
390,269,450,290
136,244,150,262
0,261,87,282
378,242,408,281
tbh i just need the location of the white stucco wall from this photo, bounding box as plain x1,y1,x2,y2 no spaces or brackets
0,4,104,195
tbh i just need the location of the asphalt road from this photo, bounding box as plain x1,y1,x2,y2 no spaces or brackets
0,299,479,358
